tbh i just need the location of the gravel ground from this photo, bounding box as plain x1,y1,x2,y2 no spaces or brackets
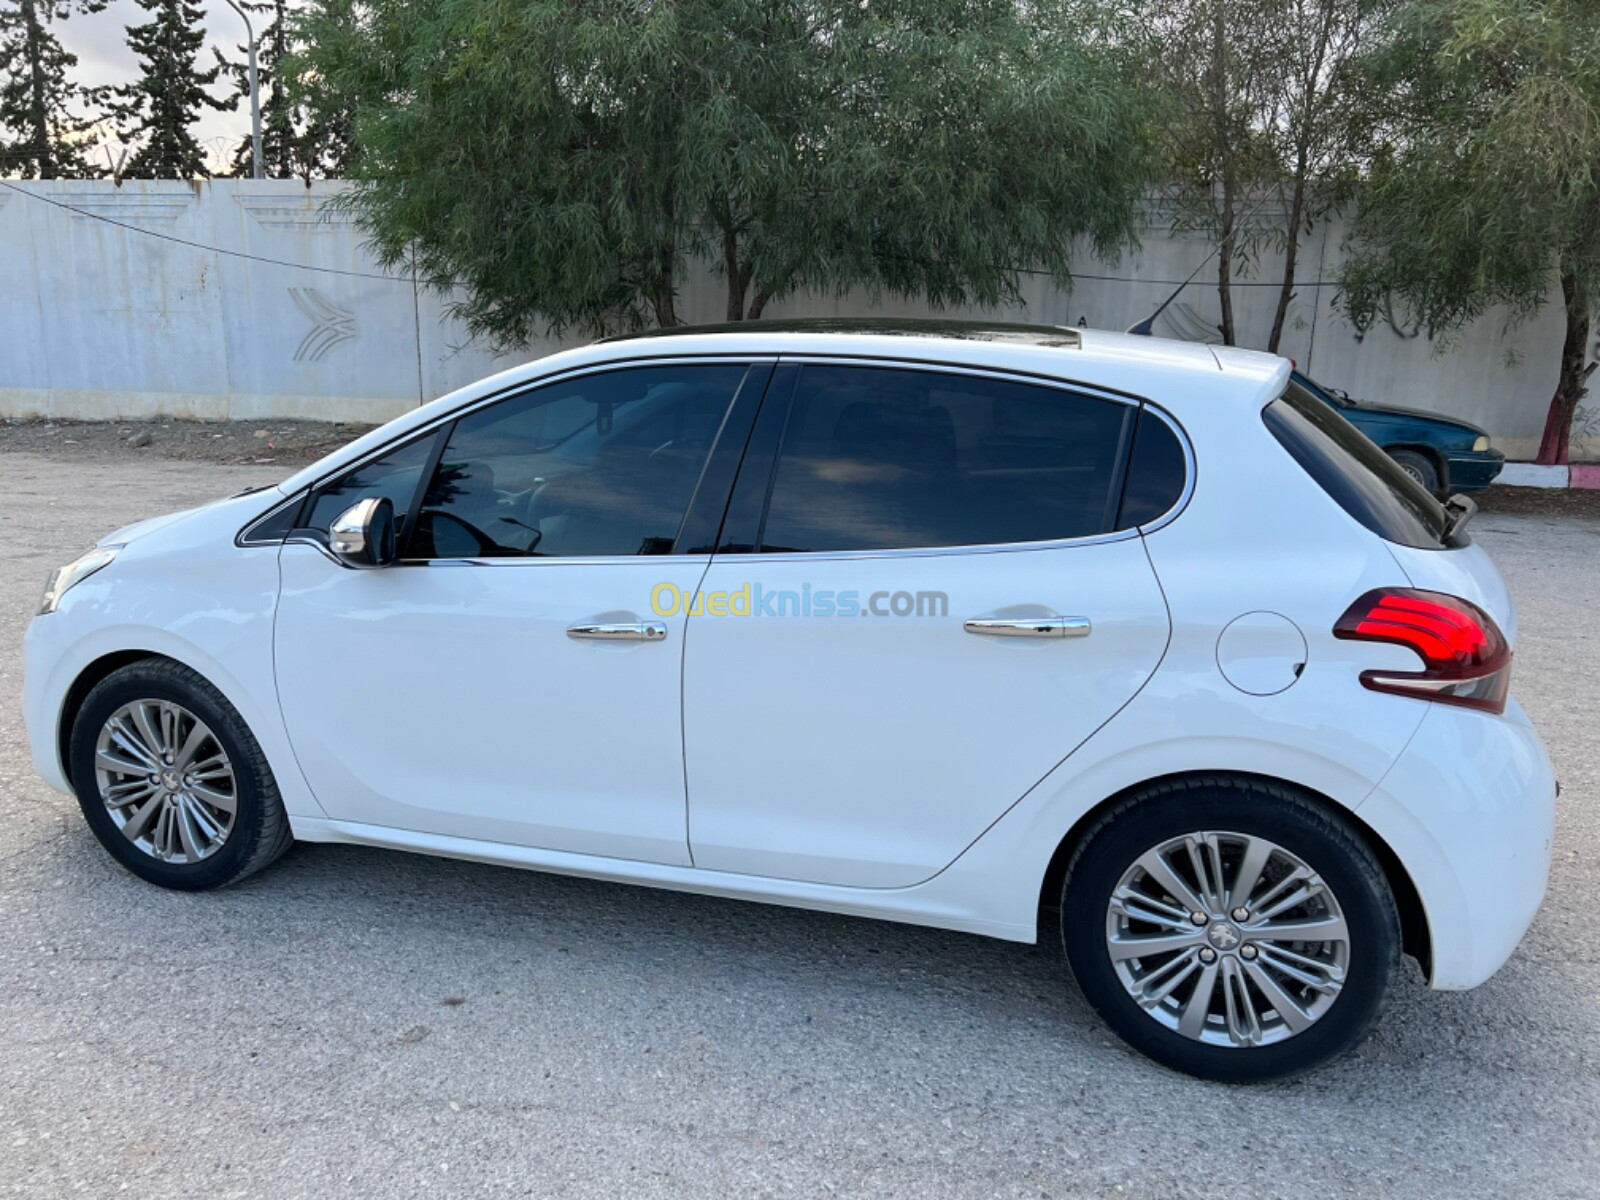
0,451,1596,1200
0,417,375,468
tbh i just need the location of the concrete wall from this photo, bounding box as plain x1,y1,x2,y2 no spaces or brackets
2,179,1594,460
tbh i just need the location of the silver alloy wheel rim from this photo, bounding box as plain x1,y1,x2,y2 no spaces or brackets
1106,831,1350,1048
93,699,237,864
1400,462,1427,485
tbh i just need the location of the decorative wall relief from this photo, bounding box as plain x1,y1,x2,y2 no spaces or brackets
235,193,358,233
55,185,194,225
289,287,357,362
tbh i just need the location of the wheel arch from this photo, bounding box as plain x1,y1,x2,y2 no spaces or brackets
1035,769,1431,977
56,649,162,788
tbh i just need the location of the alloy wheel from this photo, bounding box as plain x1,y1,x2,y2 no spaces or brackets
1105,831,1350,1048
93,699,237,864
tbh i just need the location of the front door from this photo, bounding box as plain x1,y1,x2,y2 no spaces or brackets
683,363,1173,887
273,360,764,863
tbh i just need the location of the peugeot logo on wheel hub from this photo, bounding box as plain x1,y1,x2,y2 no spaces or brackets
1207,922,1242,952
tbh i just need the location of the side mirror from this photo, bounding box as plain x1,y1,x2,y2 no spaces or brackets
328,496,397,568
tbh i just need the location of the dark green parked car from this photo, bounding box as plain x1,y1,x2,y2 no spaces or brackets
1292,370,1505,497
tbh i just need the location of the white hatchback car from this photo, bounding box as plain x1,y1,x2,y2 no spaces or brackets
24,321,1555,1080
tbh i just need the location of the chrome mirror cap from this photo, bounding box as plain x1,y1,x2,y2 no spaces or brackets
328,496,397,568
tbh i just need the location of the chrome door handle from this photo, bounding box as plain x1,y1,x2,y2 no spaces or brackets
566,622,669,642
963,616,1091,639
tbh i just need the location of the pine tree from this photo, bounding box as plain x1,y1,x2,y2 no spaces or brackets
114,0,234,178
216,0,348,179
0,0,106,179
218,0,291,177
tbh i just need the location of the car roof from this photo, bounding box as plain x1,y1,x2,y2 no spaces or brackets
602,316,1087,346
277,320,1289,494
602,318,1281,384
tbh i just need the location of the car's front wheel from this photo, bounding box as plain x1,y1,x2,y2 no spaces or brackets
69,659,293,889
1061,778,1400,1082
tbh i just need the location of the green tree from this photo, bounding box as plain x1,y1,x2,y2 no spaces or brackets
1144,0,1281,346
113,0,234,178
218,0,349,179
1143,0,1382,351
1257,0,1385,353
290,0,1158,345
1340,0,1600,464
218,0,293,177
0,0,105,179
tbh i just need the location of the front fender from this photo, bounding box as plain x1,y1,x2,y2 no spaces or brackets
22,532,326,822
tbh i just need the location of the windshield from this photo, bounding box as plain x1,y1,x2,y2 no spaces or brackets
1264,379,1458,550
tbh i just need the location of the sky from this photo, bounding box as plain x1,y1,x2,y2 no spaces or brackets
63,0,251,174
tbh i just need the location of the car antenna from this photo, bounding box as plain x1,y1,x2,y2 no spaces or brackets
1125,192,1280,337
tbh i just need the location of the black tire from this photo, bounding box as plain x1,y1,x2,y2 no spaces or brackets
1061,777,1400,1082
69,658,293,890
1388,448,1442,497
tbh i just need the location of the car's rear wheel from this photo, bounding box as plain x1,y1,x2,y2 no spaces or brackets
69,659,292,889
1388,448,1442,497
1061,778,1400,1082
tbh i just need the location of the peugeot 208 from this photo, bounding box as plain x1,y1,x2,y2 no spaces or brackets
23,321,1555,1080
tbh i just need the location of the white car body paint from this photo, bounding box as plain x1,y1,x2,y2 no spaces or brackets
22,327,1555,993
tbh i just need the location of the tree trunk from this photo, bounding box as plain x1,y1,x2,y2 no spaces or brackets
649,183,679,328
1209,0,1236,346
20,0,54,179
1268,174,1307,355
1216,201,1237,347
1535,269,1592,466
723,225,744,321
649,251,678,328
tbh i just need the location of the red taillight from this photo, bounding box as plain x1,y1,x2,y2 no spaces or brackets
1333,588,1511,714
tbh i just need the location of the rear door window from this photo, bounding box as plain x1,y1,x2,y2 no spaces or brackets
754,365,1135,552
1263,379,1453,549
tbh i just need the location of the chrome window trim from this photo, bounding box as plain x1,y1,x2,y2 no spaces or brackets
255,348,1197,561
736,354,1187,561
278,538,715,570
768,352,1147,410
728,528,1143,563
265,356,772,559
1129,403,1197,537
303,355,779,494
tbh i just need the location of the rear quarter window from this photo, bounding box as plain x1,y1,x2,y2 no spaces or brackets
1115,408,1188,528
1263,380,1455,550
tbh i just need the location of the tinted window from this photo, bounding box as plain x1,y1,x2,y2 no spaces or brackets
409,364,746,559
300,434,436,542
757,365,1133,552
1264,379,1453,549
1116,409,1187,528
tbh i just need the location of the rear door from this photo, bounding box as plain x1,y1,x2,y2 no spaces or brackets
681,362,1175,888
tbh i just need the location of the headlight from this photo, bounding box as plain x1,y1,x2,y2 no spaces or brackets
39,546,120,616
1472,435,1490,452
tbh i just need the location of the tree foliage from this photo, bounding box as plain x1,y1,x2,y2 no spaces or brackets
290,0,1158,346
0,0,105,179
112,0,234,178
1143,0,1384,350
1340,0,1600,462
218,0,351,179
